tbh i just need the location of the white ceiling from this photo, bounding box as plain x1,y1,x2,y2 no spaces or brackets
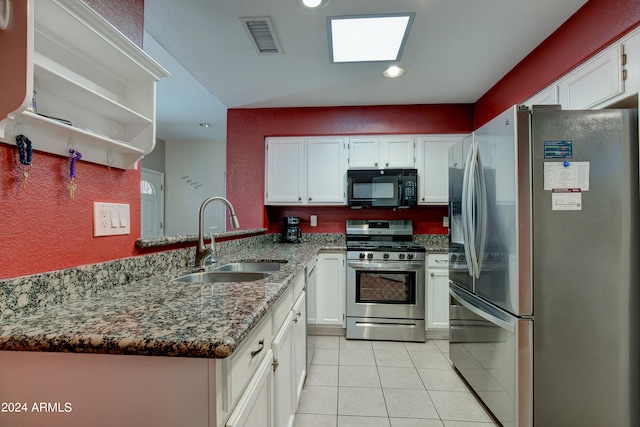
143,0,588,143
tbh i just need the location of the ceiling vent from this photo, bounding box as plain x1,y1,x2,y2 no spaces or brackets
240,17,283,54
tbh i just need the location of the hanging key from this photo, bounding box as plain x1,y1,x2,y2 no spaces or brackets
22,169,28,190
68,179,77,199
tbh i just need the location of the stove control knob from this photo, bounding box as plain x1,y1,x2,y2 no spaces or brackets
367,252,374,260
359,252,365,259
383,253,390,260
407,253,414,260
398,253,406,260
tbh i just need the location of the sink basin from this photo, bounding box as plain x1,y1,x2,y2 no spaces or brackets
172,271,271,283
213,261,285,273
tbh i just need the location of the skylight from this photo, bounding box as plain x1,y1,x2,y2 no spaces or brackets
328,14,415,63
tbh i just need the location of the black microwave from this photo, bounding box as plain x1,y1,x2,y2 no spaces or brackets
347,168,418,208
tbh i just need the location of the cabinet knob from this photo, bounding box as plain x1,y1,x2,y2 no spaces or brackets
298,197,302,201
375,162,378,167
430,272,435,277
385,162,389,167
308,197,312,201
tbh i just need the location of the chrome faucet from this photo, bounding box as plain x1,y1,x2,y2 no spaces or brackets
195,196,240,269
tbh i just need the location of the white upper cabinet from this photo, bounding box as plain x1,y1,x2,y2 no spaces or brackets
306,137,347,204
348,136,415,169
522,85,559,107
265,138,306,204
417,135,464,205
265,137,346,205
0,0,168,169
523,25,640,111
557,43,625,109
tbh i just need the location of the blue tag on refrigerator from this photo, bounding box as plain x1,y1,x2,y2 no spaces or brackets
543,140,573,159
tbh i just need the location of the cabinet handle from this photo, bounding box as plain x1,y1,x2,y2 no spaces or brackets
435,260,449,264
250,339,265,358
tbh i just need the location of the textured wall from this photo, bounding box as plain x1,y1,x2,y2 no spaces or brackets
83,0,144,48
0,0,145,279
226,105,475,232
475,0,640,126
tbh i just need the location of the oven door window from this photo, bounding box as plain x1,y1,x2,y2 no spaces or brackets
356,270,416,304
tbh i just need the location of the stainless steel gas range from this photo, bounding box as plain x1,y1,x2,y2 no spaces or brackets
345,220,426,342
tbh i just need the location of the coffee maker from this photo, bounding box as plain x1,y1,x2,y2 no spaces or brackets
282,216,302,243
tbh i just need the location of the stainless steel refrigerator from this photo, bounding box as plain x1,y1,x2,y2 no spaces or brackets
448,105,639,427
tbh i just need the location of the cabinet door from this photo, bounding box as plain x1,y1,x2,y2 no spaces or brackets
523,85,559,107
265,138,305,204
418,136,462,205
226,349,274,427
426,255,450,331
306,137,347,204
272,313,295,427
292,291,307,407
557,44,625,109
316,252,346,327
380,136,415,168
348,137,379,168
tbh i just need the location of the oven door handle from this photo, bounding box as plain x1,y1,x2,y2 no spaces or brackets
347,261,424,271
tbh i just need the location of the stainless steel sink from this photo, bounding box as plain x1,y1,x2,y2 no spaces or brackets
213,261,285,273
172,271,271,283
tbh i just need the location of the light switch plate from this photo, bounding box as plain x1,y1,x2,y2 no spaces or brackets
93,202,130,236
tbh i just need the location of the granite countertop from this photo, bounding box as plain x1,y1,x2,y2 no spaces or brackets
0,243,332,359
0,235,446,360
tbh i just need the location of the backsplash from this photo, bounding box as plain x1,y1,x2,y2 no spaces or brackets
0,232,444,317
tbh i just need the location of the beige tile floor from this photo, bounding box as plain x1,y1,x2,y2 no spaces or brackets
294,336,498,427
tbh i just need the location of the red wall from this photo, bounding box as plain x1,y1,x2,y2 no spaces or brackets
226,105,475,232
475,0,640,126
0,0,144,279
2,0,640,279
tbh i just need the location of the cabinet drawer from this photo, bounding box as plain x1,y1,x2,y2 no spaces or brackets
427,254,449,268
228,315,273,408
273,286,293,335
293,271,305,300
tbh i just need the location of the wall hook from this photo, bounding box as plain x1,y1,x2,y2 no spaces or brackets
106,149,116,167
0,0,11,31
13,121,25,139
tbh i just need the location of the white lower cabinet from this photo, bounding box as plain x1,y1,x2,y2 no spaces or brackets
315,252,346,327
272,311,295,427
426,254,450,336
292,291,307,406
0,271,310,427
226,349,275,427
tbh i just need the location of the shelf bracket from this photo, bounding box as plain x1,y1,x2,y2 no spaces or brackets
0,0,10,31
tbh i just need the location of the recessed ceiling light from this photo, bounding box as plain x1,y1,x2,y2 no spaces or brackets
383,65,405,78
301,0,329,8
328,13,415,63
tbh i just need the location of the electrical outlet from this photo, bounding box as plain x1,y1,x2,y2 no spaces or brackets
93,202,130,236
310,215,318,227
442,216,449,228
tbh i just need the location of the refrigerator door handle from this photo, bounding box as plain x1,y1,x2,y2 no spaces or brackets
461,143,475,277
450,286,515,333
467,142,480,277
474,147,488,278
